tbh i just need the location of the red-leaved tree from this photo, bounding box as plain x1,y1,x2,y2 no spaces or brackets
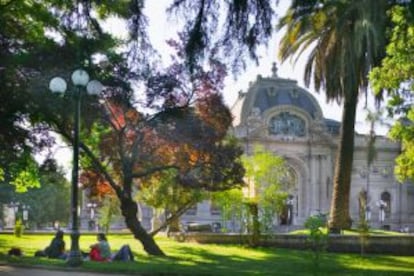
77,54,244,256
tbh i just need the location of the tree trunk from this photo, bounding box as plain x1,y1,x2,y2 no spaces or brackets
120,197,165,256
246,202,260,247
328,93,358,232
78,142,165,255
166,214,181,237
150,200,196,236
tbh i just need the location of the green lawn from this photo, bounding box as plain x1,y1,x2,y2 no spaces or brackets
0,233,413,275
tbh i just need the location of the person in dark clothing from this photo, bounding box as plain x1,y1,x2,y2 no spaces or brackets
44,230,66,259
112,244,135,261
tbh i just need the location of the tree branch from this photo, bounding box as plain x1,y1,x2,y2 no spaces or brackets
149,198,197,236
131,165,179,179
79,142,122,196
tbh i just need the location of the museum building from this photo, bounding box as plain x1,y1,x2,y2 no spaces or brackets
179,63,414,231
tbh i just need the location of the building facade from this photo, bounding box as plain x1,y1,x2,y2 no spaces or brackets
226,64,414,230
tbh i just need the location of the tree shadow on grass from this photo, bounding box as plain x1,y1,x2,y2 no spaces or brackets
312,251,414,276
154,246,318,275
154,246,414,276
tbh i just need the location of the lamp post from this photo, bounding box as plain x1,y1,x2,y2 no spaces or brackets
49,69,102,266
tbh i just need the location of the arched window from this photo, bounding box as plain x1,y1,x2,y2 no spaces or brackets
381,192,391,218
268,112,306,137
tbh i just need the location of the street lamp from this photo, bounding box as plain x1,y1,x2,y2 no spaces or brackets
49,69,103,266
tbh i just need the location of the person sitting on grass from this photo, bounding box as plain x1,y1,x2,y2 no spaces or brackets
42,230,66,259
89,233,134,262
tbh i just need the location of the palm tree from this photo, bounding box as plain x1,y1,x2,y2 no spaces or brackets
277,0,390,231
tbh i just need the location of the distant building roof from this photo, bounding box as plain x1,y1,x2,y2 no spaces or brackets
232,63,341,135
324,118,341,135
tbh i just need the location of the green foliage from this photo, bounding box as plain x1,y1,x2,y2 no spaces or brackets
0,0,64,180
10,169,41,194
98,196,121,234
137,169,206,214
6,152,41,193
242,145,285,184
211,189,245,233
80,122,112,170
242,145,288,233
390,117,414,182
138,170,204,210
13,159,70,228
370,5,414,183
304,215,328,272
260,184,288,233
14,219,24,238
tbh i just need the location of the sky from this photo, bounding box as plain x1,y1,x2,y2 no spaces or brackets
138,0,389,135
49,0,391,177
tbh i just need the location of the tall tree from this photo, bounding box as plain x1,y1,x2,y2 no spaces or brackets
2,0,278,256
69,53,245,255
278,0,390,231
0,0,60,188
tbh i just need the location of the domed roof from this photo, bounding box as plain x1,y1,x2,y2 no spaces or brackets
240,63,323,123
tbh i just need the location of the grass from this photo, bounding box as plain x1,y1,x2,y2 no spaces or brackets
0,233,414,275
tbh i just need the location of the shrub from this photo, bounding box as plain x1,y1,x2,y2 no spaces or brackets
8,247,22,256
304,215,328,273
14,219,24,237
